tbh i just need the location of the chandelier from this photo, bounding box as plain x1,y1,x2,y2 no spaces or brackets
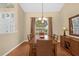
38,3,47,23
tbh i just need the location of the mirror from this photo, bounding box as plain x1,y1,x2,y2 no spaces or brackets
69,14,79,36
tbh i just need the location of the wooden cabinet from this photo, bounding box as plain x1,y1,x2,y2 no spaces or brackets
60,36,79,56
70,38,79,55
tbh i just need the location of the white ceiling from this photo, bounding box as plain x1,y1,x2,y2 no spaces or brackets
19,3,64,12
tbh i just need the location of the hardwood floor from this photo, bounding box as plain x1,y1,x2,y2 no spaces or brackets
7,42,72,56
8,42,30,56
57,43,72,56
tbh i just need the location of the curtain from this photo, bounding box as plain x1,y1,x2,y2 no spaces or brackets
30,17,35,42
48,17,53,39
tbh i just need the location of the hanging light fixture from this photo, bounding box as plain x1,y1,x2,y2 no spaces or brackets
38,3,46,23
41,2,44,23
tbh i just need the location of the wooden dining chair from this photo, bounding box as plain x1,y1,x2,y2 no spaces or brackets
27,34,34,43
28,34,36,56
29,42,36,56
36,40,55,56
52,34,58,42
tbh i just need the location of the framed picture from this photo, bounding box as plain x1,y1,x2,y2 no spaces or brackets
69,14,79,36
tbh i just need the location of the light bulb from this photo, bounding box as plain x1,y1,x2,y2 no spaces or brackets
63,27,66,30
42,20,44,23
38,17,41,20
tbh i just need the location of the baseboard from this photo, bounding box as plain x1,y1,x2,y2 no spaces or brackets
3,40,25,56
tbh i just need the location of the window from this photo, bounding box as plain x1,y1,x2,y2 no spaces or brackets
35,17,48,35
0,12,16,33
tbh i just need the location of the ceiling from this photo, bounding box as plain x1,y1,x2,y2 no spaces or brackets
19,3,64,12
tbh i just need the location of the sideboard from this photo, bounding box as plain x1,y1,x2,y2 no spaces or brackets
60,36,79,55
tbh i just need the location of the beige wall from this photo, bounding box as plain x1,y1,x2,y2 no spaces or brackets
17,4,25,41
25,3,79,40
0,4,25,55
60,3,79,37
25,12,62,39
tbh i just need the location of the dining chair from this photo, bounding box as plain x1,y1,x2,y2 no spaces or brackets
27,34,34,43
28,34,36,56
52,34,58,42
36,40,55,56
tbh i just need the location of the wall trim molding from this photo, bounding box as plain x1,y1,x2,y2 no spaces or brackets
2,40,25,56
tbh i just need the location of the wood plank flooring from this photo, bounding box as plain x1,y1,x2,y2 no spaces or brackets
7,42,30,56
7,42,72,56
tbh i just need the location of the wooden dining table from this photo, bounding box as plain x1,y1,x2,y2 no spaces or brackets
29,35,58,56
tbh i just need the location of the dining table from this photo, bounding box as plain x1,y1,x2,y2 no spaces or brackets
29,35,58,56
